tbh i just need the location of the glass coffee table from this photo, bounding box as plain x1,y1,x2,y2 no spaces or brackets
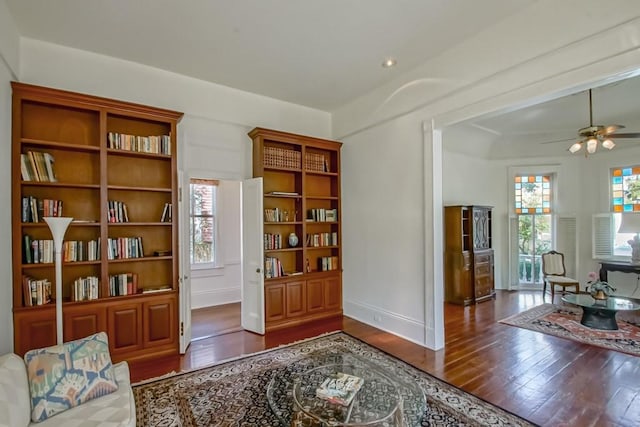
267,354,426,426
562,293,640,330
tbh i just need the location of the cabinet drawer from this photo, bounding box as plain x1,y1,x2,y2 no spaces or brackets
474,262,492,277
475,276,493,298
474,252,493,264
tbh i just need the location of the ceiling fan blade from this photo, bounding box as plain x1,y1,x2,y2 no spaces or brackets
610,132,640,139
540,137,577,145
604,124,626,134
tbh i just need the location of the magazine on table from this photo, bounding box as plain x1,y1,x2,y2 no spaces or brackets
315,372,364,406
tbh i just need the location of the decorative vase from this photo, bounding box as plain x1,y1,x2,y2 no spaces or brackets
591,289,608,300
288,232,299,247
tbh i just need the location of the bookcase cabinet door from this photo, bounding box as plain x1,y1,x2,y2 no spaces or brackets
324,275,342,311
306,278,325,313
64,305,107,342
285,280,306,318
108,303,143,355
143,296,176,348
265,283,286,322
14,308,56,355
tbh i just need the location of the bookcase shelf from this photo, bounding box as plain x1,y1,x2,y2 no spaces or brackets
11,82,183,361
249,127,342,332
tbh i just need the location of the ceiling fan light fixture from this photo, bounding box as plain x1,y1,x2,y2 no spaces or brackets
602,138,616,150
569,141,583,153
586,137,598,154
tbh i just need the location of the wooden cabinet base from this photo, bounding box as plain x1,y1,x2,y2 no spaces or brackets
265,310,343,332
13,292,179,362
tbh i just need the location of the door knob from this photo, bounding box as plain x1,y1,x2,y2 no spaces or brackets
256,268,261,273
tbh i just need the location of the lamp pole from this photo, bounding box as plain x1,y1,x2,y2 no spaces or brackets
44,217,73,345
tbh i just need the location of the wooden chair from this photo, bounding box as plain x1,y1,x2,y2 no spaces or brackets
541,250,580,301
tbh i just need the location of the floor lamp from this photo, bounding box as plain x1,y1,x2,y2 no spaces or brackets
44,217,73,345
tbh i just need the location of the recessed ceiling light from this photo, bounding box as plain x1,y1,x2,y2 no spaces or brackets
382,58,397,68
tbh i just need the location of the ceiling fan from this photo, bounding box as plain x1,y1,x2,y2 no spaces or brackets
563,88,640,155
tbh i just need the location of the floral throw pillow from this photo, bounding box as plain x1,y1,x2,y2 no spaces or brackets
24,331,119,422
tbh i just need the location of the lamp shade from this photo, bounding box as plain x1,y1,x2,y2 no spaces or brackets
618,212,640,233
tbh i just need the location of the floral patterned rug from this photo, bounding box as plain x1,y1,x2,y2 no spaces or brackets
133,332,533,426
499,303,640,356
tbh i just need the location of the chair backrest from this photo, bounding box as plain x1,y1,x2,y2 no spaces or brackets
541,251,566,276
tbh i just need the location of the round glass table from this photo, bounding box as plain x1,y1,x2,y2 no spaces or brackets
266,355,426,427
562,293,640,330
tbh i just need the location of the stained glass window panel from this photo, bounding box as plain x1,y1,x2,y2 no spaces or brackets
610,166,640,212
514,175,552,214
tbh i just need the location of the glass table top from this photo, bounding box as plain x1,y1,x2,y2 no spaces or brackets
562,294,640,311
266,353,426,427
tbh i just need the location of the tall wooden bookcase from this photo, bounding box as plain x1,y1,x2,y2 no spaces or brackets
444,205,495,305
249,128,342,331
11,82,183,361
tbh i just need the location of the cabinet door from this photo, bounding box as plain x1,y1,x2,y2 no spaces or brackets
324,275,342,311
306,279,325,313
107,303,143,355
143,297,176,348
265,283,286,322
14,308,56,355
64,305,107,342
285,280,306,318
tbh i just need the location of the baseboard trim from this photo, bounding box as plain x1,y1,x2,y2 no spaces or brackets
343,300,427,348
191,288,240,309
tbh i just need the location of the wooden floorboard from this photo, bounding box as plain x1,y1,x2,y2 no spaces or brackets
129,290,640,426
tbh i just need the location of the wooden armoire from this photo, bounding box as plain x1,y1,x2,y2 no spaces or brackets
444,205,495,305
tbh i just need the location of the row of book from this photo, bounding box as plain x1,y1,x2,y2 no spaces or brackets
21,196,63,223
107,132,171,155
23,237,54,264
23,236,101,264
263,146,301,169
107,236,144,260
306,232,338,247
108,273,138,297
63,239,101,262
72,276,99,302
22,276,52,306
307,208,337,222
20,151,57,182
265,257,286,279
305,152,330,173
318,256,339,272
264,233,284,250
108,200,129,223
264,208,294,222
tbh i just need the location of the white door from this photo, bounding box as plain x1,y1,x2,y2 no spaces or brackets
241,177,265,334
178,171,192,353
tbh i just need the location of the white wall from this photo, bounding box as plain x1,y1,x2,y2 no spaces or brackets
0,0,19,355
337,2,640,348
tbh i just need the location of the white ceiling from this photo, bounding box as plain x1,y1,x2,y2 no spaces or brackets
444,75,640,158
6,0,534,111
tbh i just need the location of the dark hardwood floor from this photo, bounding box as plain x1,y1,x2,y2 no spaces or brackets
190,302,241,341
129,290,640,426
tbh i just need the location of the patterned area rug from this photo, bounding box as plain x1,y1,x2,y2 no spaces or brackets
499,303,640,356
133,332,533,426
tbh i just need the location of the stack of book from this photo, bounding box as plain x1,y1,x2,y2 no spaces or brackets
21,196,63,222
160,203,172,222
108,200,129,222
315,372,364,406
263,146,301,169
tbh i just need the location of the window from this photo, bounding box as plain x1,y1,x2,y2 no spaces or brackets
610,165,640,256
190,178,218,266
514,175,553,285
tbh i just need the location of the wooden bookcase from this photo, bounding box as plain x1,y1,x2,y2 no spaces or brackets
444,205,495,305
249,128,342,331
11,82,183,361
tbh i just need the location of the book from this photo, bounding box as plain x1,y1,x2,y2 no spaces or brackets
315,372,364,406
